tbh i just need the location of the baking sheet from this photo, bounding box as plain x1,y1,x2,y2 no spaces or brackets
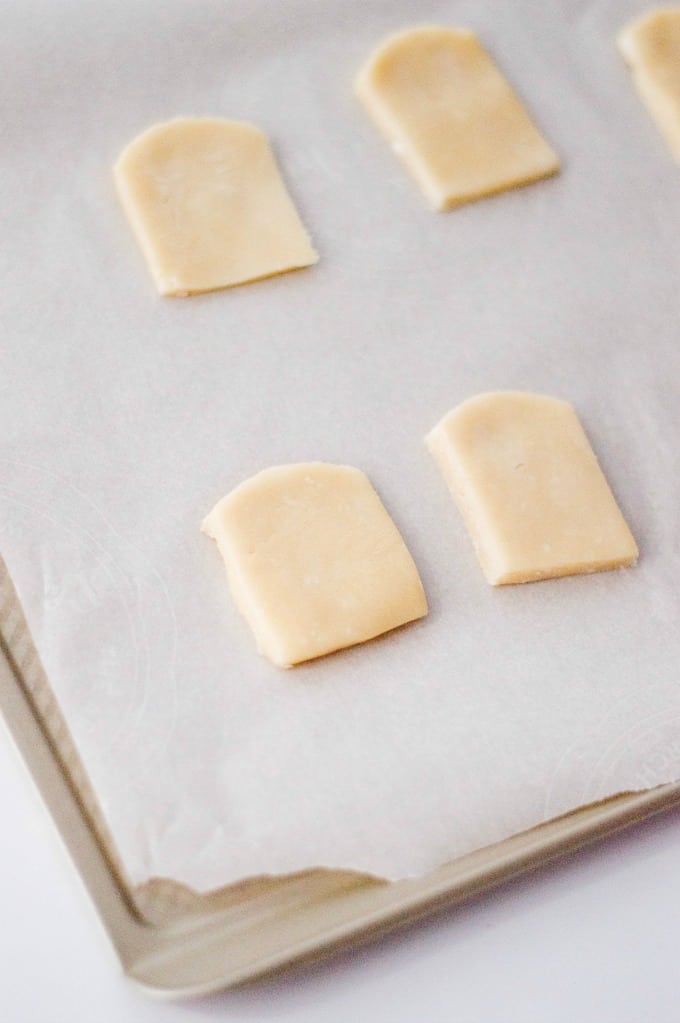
1,0,679,893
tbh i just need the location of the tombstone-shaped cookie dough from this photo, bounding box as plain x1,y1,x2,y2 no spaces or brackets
619,8,680,164
203,463,428,667
114,118,318,295
355,26,560,210
426,392,638,585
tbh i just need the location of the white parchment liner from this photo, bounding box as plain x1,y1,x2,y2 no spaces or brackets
1,0,678,890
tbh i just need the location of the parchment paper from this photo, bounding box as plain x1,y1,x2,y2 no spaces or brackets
1,0,679,892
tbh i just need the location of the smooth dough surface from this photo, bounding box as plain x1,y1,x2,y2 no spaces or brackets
426,392,638,585
202,463,428,667
114,118,318,295
355,26,560,210
619,8,680,163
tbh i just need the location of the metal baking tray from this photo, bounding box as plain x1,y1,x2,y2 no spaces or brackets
2,554,678,997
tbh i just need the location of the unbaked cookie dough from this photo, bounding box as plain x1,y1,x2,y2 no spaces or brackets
114,118,318,295
202,463,428,667
355,26,560,210
426,392,638,585
619,8,680,164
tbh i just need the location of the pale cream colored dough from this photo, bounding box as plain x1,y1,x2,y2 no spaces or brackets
114,118,318,296
355,26,560,210
426,393,638,585
619,8,680,163
202,463,428,667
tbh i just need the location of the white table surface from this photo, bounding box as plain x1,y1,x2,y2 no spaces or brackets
1,729,678,1023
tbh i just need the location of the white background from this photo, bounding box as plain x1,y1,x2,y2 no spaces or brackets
2,732,679,1023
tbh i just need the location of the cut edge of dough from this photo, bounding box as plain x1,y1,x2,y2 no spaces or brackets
617,9,680,166
425,417,499,585
113,117,319,297
355,24,478,91
428,391,575,434
355,26,483,211
202,463,428,668
201,464,369,523
617,13,645,61
425,391,639,587
355,26,560,211
617,8,678,61
202,488,295,668
114,117,268,171
437,160,560,212
150,255,320,299
113,156,166,296
491,551,639,587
